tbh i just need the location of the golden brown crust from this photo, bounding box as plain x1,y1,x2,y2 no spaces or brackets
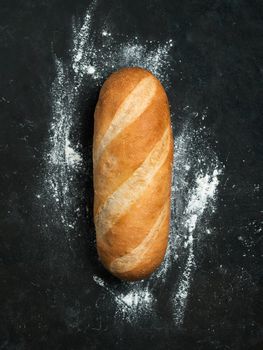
93,67,173,281
94,97,168,215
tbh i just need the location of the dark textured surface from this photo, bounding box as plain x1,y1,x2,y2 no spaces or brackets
0,1,263,349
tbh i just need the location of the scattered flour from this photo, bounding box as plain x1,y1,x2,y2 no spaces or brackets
93,275,106,288
65,138,82,166
40,1,223,326
102,30,111,37
93,275,154,322
71,4,173,86
115,286,153,322
173,166,221,325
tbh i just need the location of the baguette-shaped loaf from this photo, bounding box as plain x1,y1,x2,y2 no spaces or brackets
93,67,173,281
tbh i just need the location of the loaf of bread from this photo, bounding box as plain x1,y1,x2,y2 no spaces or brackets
93,67,173,281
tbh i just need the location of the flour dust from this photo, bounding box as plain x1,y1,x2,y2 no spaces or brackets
38,1,223,326
93,275,153,323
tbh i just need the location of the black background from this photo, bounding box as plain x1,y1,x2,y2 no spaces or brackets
1,1,263,349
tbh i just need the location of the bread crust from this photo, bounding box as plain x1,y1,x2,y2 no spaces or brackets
93,67,173,281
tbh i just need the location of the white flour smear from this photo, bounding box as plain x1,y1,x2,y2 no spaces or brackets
93,275,154,323
169,122,222,325
40,1,223,325
172,165,221,325
114,287,153,323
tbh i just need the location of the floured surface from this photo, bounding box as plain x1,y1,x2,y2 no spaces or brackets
2,1,262,348
38,1,224,326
